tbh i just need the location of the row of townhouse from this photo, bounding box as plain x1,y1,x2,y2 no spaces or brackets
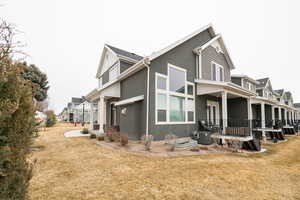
58,97,97,123
85,24,299,145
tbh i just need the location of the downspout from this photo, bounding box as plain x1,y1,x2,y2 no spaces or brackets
143,59,150,137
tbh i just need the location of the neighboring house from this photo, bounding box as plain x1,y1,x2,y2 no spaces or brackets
63,97,83,122
231,76,298,130
86,24,260,141
58,107,68,122
294,103,300,121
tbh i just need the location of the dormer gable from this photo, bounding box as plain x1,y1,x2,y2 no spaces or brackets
96,45,119,78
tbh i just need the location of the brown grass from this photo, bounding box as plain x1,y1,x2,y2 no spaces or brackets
29,123,300,200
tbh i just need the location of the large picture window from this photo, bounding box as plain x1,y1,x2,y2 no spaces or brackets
155,64,195,124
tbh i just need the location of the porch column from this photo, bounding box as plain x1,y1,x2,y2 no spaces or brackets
278,107,282,120
98,96,105,133
247,98,252,129
271,105,275,126
261,102,265,129
221,91,227,134
89,102,94,130
284,109,287,125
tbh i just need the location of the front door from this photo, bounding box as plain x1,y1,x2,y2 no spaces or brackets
207,101,220,125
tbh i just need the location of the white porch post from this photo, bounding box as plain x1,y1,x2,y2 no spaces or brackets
261,102,265,128
271,105,275,126
98,96,105,133
278,107,282,121
221,91,227,135
247,98,252,130
284,109,287,125
89,102,94,130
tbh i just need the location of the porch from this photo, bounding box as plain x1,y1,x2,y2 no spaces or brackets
196,80,255,142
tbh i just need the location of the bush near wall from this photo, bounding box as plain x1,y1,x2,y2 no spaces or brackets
45,110,56,127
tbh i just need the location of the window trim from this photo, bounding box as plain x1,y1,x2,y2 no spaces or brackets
211,61,224,82
155,64,195,125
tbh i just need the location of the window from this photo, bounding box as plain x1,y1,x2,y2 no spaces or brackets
98,77,102,89
109,63,120,81
211,62,224,82
187,83,194,95
157,93,167,122
169,66,185,94
155,64,195,124
157,75,167,90
170,96,185,122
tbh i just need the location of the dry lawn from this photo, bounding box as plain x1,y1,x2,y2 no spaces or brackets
29,123,300,200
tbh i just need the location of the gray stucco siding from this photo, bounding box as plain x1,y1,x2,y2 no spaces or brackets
147,30,214,140
120,61,134,74
231,77,242,86
201,46,231,82
118,68,147,140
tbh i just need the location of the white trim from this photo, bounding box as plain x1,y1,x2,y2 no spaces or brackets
114,95,144,106
149,24,214,61
198,52,202,79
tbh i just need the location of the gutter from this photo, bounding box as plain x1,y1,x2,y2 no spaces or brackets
142,58,151,137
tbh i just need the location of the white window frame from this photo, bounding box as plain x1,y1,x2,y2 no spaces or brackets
108,62,120,82
211,61,224,82
155,64,195,125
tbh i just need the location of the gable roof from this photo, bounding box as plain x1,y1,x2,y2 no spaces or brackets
71,97,83,104
105,44,143,61
256,78,269,88
285,91,292,100
294,103,300,108
193,34,235,69
274,89,284,96
231,74,260,84
149,24,216,61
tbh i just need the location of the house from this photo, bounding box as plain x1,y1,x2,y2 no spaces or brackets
231,74,298,137
63,97,84,122
294,103,300,121
86,24,263,145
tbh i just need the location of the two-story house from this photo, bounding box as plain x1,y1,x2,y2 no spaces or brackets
86,24,260,142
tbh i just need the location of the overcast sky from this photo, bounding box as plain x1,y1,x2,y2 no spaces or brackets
1,0,300,113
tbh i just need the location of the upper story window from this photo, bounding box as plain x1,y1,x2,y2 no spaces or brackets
211,62,224,82
109,63,120,81
155,64,195,124
98,77,103,89
169,66,185,94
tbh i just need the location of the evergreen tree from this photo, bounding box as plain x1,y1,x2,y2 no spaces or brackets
0,20,36,200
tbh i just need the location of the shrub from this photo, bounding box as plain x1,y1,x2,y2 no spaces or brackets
81,128,89,134
112,132,120,142
90,133,96,139
107,132,114,142
164,133,177,144
190,147,200,152
144,135,154,151
98,135,104,141
45,110,56,127
120,134,128,146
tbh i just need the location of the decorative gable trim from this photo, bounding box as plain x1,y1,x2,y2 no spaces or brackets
96,45,119,78
193,34,235,70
